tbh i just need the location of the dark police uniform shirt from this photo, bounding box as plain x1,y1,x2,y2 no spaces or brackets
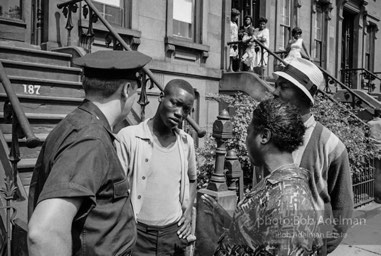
28,100,136,256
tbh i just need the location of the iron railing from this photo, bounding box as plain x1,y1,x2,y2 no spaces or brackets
341,68,381,94
0,61,41,255
58,0,206,138
353,157,375,208
227,38,376,207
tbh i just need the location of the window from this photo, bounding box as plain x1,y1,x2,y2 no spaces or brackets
165,0,209,63
0,0,22,20
280,0,291,49
313,6,323,61
365,24,376,71
173,0,195,40
93,0,124,27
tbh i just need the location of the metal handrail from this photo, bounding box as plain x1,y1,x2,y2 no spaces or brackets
58,0,206,137
227,39,370,125
0,62,40,148
341,68,381,82
253,39,371,124
323,68,376,110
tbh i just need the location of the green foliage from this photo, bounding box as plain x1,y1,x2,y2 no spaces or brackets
312,94,376,180
196,92,375,189
196,93,260,189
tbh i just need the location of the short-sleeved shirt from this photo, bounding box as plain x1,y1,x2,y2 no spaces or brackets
117,119,197,219
215,165,323,256
28,100,136,256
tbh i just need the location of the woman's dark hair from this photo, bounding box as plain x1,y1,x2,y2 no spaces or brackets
244,15,253,23
251,99,305,153
258,17,268,24
292,27,303,36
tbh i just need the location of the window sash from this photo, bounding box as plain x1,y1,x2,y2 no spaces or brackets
280,24,290,50
94,0,124,27
281,0,291,26
0,0,22,20
173,0,195,39
314,39,322,59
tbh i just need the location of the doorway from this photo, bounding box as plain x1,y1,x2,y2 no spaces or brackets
232,0,261,28
341,9,355,84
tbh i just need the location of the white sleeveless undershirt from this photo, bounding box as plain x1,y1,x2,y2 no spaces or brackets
137,139,183,226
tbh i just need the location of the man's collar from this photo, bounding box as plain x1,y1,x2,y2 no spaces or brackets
134,118,186,141
78,99,119,141
303,114,316,129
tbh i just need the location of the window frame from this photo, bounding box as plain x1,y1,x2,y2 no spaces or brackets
313,5,323,62
365,23,376,72
172,0,196,40
166,0,203,44
93,0,131,29
280,0,292,50
0,0,22,20
165,0,209,63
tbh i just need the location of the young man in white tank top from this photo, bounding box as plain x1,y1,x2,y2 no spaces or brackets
117,79,197,256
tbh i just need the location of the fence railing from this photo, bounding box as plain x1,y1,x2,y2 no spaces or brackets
58,0,206,138
341,68,381,94
0,61,41,256
353,157,375,208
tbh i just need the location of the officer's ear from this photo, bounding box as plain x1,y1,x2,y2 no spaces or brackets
121,82,130,100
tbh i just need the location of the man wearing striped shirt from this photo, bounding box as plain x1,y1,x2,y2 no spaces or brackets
273,58,354,255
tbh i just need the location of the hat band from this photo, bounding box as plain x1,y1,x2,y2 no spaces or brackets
283,64,317,95
83,67,140,80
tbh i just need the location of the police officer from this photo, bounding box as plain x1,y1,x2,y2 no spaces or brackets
27,50,151,256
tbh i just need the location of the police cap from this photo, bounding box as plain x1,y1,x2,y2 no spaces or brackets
73,50,151,80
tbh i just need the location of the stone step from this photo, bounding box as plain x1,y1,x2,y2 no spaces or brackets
0,123,56,136
18,158,37,170
1,59,82,82
19,171,32,194
0,112,66,122
0,45,72,67
0,93,83,115
1,76,84,99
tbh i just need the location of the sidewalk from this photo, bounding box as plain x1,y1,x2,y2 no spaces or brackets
330,202,381,256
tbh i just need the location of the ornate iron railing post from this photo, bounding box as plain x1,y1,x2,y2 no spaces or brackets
0,177,17,256
225,149,243,201
197,110,238,216
206,110,232,192
61,2,78,46
137,71,154,121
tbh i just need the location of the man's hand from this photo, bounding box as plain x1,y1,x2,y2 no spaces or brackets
177,209,192,239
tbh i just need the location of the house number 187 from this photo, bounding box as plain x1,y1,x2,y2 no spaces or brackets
23,84,41,95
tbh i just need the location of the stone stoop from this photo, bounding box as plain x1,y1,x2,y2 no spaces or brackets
0,43,84,196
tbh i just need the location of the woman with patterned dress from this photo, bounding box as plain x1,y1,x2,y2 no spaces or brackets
284,27,311,64
202,99,323,256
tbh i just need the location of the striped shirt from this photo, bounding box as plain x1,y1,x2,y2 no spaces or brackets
293,115,354,254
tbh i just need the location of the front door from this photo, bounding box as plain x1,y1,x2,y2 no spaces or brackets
232,0,261,28
341,9,355,86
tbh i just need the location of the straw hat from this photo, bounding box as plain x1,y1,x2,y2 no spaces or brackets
274,58,325,104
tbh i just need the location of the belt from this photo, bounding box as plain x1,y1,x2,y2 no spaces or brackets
137,221,179,235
